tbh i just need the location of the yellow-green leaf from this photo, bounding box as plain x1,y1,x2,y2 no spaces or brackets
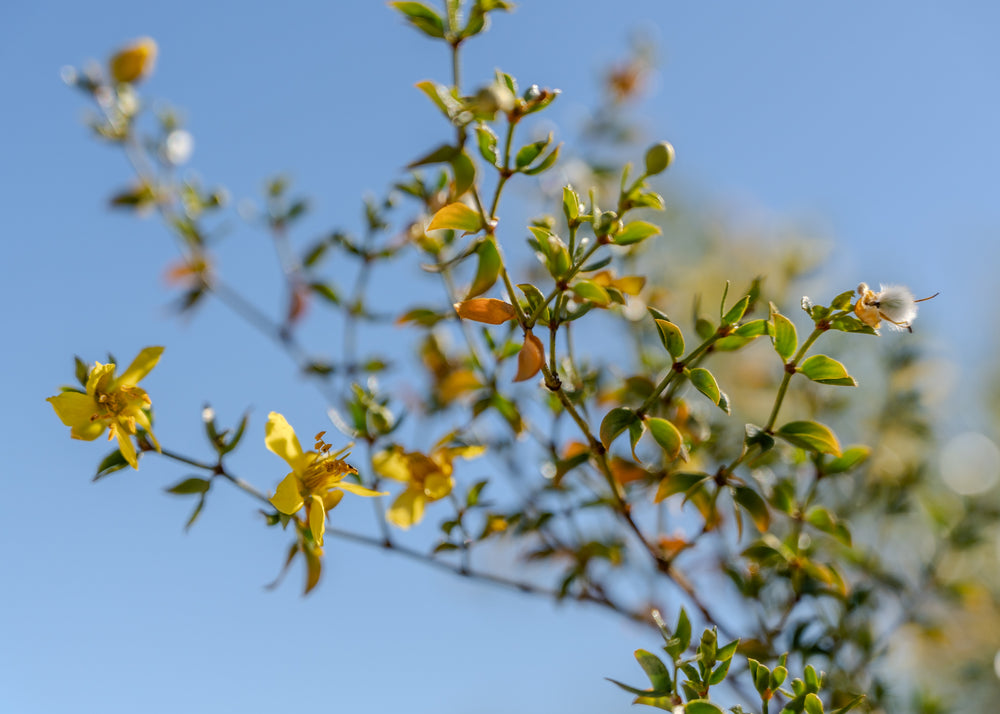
798,354,857,386
654,472,709,503
654,319,684,358
428,202,483,233
572,279,611,307
772,309,798,362
646,417,682,460
613,220,660,246
775,421,841,456
465,238,501,299
688,367,721,406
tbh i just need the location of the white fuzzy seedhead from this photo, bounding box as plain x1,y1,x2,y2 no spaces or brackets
875,283,919,330
854,281,937,332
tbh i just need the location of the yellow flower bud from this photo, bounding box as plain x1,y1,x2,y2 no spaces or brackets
109,37,158,84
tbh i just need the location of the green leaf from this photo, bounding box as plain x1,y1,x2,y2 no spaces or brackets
673,608,692,654
825,445,871,474
628,420,645,461
562,185,580,222
775,421,842,456
806,506,852,545
655,472,708,502
745,423,774,453
522,143,561,175
605,678,655,697
415,80,461,118
389,2,445,38
613,220,661,246
600,407,638,449
722,295,751,326
732,486,770,532
646,417,683,460
771,310,798,362
165,477,211,495
572,279,611,306
804,692,825,714
685,700,725,714
475,124,499,166
716,639,739,662
185,495,206,531
830,695,866,714
644,141,675,175
798,354,857,386
830,289,855,311
654,319,685,358
466,479,488,507
707,656,733,685
451,150,476,197
635,649,672,691
515,133,552,169
517,283,547,321
829,314,878,335
407,142,460,168
427,202,483,233
93,449,129,481
465,238,501,299
688,368,721,406
309,281,340,305
734,318,770,338
74,356,89,387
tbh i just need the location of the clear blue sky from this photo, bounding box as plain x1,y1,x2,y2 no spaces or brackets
3,2,999,713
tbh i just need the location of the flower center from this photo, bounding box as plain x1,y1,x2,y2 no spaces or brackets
301,432,357,493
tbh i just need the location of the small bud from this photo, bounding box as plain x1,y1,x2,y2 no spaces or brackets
594,210,621,239
644,141,675,176
523,84,542,102
109,37,158,84
471,84,515,119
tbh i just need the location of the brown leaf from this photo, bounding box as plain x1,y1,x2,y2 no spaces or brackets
454,298,517,325
514,330,544,382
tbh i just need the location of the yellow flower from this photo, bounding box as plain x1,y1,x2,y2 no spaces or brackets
47,346,164,469
373,437,485,529
109,37,158,84
266,412,385,547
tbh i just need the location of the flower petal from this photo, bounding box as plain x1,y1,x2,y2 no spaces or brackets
86,362,115,396
307,494,326,546
387,489,424,530
372,447,411,483
270,473,304,515
115,428,138,469
322,489,345,512
133,410,161,452
423,473,453,501
265,412,308,473
116,346,164,387
47,392,104,439
335,481,388,498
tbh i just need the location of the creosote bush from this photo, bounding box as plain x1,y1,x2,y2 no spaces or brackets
51,3,998,713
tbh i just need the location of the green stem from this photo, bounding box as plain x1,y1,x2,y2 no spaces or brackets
525,241,601,329
764,324,827,432
638,332,722,416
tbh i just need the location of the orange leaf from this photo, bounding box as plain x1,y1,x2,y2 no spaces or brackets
514,330,544,382
454,298,517,324
609,456,649,485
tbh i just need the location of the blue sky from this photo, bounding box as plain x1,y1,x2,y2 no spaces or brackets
4,1,999,713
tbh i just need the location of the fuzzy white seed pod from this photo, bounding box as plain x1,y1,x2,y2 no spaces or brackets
875,284,919,330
